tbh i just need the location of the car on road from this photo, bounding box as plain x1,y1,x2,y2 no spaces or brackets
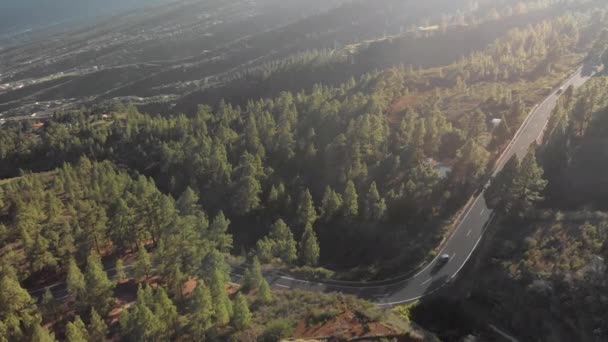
556,86,564,94
437,253,451,266
431,253,451,274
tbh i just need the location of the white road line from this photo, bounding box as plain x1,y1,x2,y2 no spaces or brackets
275,284,290,288
421,278,433,285
466,229,472,237
450,253,456,261
378,213,497,307
480,209,485,216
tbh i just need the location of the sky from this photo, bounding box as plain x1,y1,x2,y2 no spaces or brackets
0,0,172,35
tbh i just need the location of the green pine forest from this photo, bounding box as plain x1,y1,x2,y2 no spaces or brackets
1,3,608,341
437,72,608,342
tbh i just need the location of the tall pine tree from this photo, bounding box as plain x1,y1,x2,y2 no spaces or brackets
343,181,359,218
232,293,252,331
295,189,317,228
84,252,115,314
299,224,320,266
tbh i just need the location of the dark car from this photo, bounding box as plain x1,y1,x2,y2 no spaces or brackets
439,254,450,264
431,253,451,274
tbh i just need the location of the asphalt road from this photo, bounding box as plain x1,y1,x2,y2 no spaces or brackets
27,65,597,305
235,65,597,306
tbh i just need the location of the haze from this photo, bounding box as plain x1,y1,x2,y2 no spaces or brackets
0,1,607,341
0,0,171,34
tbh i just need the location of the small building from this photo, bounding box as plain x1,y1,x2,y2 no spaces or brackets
425,158,453,179
491,118,502,128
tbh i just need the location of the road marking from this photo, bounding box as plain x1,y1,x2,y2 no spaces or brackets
275,284,290,288
280,275,311,284
378,212,498,307
480,209,485,216
450,253,456,261
421,278,432,285
466,229,472,237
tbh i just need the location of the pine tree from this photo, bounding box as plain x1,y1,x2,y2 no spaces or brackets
65,316,88,342
201,250,231,285
256,238,274,263
299,224,320,266
30,325,56,342
135,244,152,280
209,211,233,253
464,109,488,139
244,114,265,157
66,258,85,301
233,176,262,215
250,256,264,289
147,193,176,246
241,268,254,292
320,186,343,221
412,120,426,153
115,259,127,283
269,219,297,264
453,140,490,186
189,282,214,339
364,182,387,221
176,187,200,216
121,289,162,340
0,275,41,340
267,184,281,208
88,309,108,342
242,257,263,292
256,278,273,305
85,252,115,314
167,266,185,300
485,155,520,213
210,270,231,325
343,180,359,218
232,293,252,331
151,287,178,337
295,189,317,228
109,199,135,251
511,148,548,217
40,288,55,317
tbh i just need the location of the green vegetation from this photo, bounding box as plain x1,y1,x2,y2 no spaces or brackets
0,2,606,340
430,74,608,341
0,11,593,277
485,149,548,219
0,275,46,341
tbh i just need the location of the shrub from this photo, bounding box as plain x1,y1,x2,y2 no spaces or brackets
394,302,418,323
308,308,341,325
290,266,334,281
258,319,294,342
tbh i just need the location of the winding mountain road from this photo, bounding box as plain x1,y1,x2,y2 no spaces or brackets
27,65,597,306
237,65,597,306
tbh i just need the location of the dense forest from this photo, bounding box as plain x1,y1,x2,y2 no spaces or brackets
169,0,599,114
0,159,425,340
1,2,607,341
0,12,595,274
429,73,608,341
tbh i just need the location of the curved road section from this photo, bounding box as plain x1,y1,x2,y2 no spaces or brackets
247,65,596,306
27,66,596,304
